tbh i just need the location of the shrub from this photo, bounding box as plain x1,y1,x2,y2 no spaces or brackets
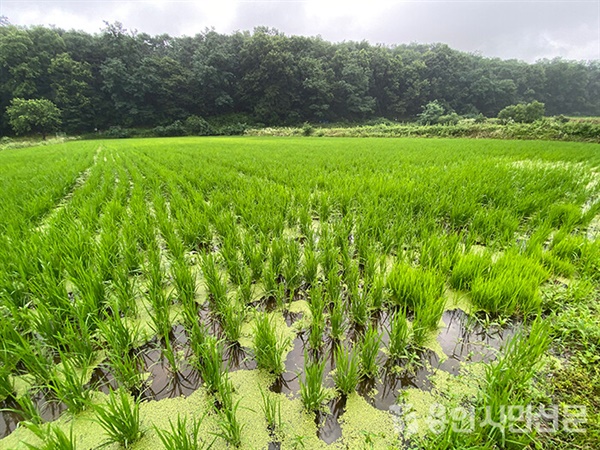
152,120,186,137
103,126,134,139
417,100,445,125
438,112,460,125
184,115,213,136
302,122,314,136
497,101,545,123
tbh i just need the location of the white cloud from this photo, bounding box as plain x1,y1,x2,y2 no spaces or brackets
1,0,598,61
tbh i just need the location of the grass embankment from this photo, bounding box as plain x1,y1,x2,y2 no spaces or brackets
247,118,600,142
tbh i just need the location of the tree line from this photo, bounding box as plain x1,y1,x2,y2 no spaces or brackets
0,22,598,134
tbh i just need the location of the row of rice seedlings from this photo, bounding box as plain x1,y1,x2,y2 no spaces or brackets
253,313,290,375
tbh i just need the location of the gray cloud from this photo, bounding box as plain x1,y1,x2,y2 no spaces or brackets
1,0,598,61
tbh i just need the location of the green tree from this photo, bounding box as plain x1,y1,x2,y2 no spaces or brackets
49,53,94,132
417,100,445,125
497,100,545,123
6,98,61,139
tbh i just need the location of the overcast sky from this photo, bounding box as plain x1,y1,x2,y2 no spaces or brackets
1,0,598,62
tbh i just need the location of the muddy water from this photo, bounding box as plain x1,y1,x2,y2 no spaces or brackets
268,308,515,442
0,390,67,438
0,308,516,440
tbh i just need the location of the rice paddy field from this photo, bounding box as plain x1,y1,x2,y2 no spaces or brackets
0,137,599,449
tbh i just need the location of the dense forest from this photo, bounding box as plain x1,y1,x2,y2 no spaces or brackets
0,22,599,134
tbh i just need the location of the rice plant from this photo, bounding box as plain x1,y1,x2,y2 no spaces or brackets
49,354,93,414
479,319,551,445
358,324,380,379
197,335,226,394
388,308,410,359
22,423,77,450
449,251,492,291
171,256,197,311
302,247,318,287
94,389,143,448
300,355,327,412
0,364,13,400
97,315,144,392
349,287,370,328
13,393,42,424
329,298,346,342
253,313,289,375
219,296,246,342
260,387,282,433
387,262,445,310
155,414,214,450
202,253,228,310
215,379,244,448
332,344,360,396
470,250,548,316
413,290,446,333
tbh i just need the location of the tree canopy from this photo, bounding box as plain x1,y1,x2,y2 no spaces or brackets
6,97,61,138
0,23,598,134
